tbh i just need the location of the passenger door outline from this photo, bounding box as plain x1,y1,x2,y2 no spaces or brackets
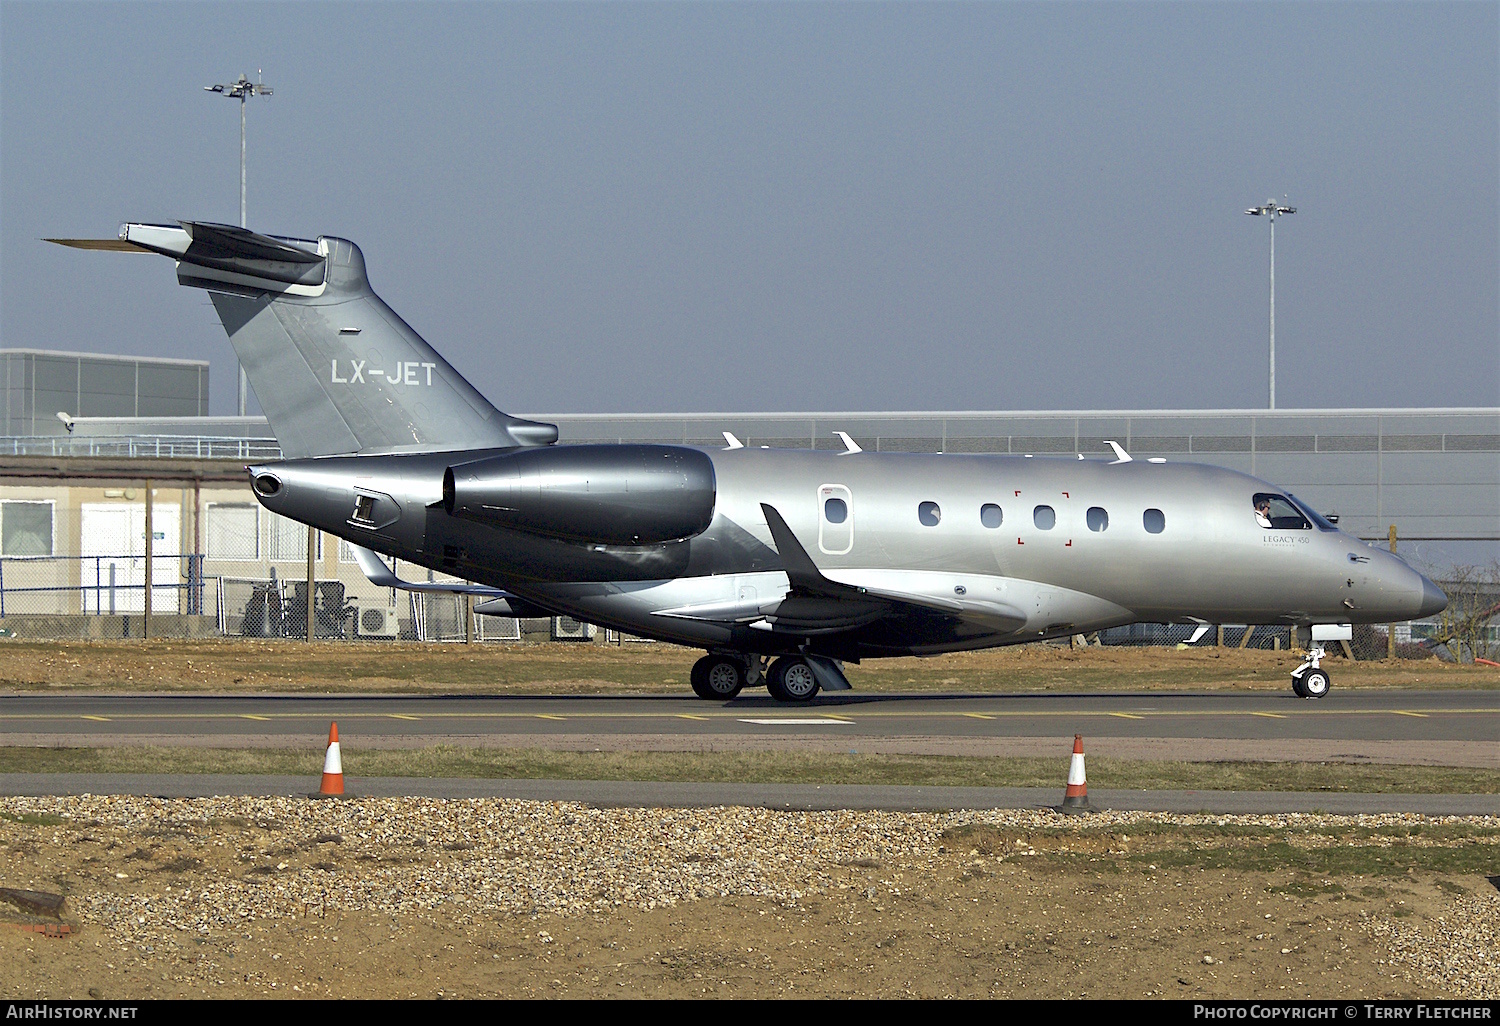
817,484,853,555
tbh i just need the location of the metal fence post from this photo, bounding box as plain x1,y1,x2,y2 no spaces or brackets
143,479,153,640
1387,525,1398,660
306,528,316,642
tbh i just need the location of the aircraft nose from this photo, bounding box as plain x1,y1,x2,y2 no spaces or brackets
1417,574,1448,619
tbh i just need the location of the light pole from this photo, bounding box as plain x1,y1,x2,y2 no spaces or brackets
1244,199,1295,409
206,71,272,415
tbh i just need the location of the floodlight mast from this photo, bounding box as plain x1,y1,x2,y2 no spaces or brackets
205,71,272,415
1244,199,1296,409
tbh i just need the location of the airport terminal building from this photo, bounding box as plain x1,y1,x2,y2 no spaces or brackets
0,348,1494,645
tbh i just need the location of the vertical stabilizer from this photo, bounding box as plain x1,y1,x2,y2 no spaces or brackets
115,221,556,457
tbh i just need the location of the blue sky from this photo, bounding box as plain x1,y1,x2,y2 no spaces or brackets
2,1,1495,416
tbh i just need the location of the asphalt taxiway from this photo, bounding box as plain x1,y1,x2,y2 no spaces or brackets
0,688,1493,751
1,689,1495,812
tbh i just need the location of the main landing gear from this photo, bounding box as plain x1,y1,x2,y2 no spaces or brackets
1290,645,1331,699
690,654,750,700
689,653,825,702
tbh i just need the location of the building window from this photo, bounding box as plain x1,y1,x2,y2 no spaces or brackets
1086,507,1109,532
266,513,322,562
918,501,941,527
1033,505,1056,530
205,503,259,560
980,503,1003,528
1,501,53,556
1143,508,1166,534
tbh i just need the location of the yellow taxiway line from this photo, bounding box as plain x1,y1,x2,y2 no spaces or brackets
0,708,1491,724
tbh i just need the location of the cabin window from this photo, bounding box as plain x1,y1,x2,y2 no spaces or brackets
1143,508,1165,534
918,501,941,527
1086,506,1109,532
823,497,848,524
1252,493,1310,530
980,503,1003,528
1033,505,1055,530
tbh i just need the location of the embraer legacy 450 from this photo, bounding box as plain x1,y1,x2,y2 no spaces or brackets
51,222,1447,700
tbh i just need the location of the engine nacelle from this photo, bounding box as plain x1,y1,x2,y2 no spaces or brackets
443,444,716,546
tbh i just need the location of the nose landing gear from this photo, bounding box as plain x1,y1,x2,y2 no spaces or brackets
1290,645,1331,699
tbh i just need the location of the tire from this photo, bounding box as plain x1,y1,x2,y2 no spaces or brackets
767,656,820,703
1300,668,1330,699
691,655,744,700
1290,669,1308,698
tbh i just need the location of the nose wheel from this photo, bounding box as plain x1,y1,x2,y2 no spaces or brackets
1290,645,1331,699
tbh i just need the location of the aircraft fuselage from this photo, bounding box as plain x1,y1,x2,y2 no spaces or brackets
251,444,1441,661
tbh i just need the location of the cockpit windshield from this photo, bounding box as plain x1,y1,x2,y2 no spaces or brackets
1252,492,1310,530
1288,494,1340,532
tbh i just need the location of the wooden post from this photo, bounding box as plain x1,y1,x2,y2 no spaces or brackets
465,593,474,645
142,480,152,640
1387,524,1398,660
1216,624,1225,647
306,528,317,642
1238,625,1254,648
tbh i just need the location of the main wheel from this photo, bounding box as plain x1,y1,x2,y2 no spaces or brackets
1300,668,1330,699
691,654,745,700
766,656,820,703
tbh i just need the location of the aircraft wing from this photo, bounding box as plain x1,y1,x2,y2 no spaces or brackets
350,545,557,618
736,505,1029,636
349,544,508,596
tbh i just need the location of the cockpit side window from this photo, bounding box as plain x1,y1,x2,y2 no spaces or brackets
1288,494,1339,532
1252,492,1310,530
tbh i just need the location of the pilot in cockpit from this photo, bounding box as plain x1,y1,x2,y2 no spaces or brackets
1254,497,1273,529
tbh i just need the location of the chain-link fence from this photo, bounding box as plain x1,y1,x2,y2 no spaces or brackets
0,541,1464,656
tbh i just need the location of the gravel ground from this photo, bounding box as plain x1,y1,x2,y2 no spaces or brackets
1,796,1496,999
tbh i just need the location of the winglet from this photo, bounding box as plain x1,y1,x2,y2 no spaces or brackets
760,503,846,597
722,431,744,449
1105,441,1133,464
834,431,862,455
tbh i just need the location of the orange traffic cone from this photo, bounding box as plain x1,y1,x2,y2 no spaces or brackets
1056,734,1096,815
313,722,345,798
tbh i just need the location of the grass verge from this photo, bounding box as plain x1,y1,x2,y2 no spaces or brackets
941,821,1500,877
1,746,1497,793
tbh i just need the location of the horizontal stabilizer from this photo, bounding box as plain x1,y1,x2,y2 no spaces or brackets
44,238,150,252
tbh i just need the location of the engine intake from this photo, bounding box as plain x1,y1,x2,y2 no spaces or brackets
443,444,715,546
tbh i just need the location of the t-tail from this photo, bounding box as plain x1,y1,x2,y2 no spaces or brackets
49,221,556,457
